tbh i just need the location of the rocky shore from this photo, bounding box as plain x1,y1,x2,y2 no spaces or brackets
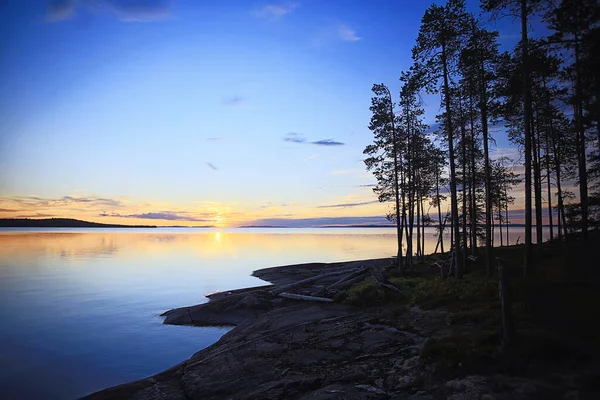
84,254,600,399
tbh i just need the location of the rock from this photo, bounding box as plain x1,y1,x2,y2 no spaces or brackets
355,384,387,395
408,390,434,400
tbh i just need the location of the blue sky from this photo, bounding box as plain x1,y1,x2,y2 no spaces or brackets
0,0,526,227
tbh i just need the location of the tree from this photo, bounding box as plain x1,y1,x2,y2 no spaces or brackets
482,0,548,276
364,84,405,272
459,15,500,275
546,0,600,241
413,0,469,278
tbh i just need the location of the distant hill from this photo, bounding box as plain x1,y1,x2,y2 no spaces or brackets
0,218,157,228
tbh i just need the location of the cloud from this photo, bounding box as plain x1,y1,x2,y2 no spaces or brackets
337,24,360,42
46,0,172,23
239,216,393,228
8,195,123,209
254,2,299,19
107,0,172,22
491,147,522,162
283,132,307,143
99,211,213,222
311,139,345,146
46,0,76,22
15,213,56,218
206,162,218,170
316,200,379,209
303,154,317,161
283,133,344,146
223,95,245,106
206,137,222,141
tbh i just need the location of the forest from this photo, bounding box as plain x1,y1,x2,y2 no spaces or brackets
364,0,599,277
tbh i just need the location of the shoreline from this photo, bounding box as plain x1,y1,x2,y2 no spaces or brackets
83,239,600,399
84,257,415,399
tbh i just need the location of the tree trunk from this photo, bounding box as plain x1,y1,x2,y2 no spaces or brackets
551,134,568,242
386,87,404,273
442,42,462,279
533,113,543,246
543,78,554,242
545,136,554,242
416,184,422,259
479,43,493,277
460,96,468,273
521,0,533,277
421,197,426,261
469,105,478,256
499,207,504,247
436,174,445,254
574,37,588,241
505,204,510,246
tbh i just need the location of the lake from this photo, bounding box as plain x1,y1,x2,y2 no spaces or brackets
0,227,547,399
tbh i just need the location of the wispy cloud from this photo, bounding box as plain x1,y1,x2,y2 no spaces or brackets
337,24,360,42
491,147,522,162
283,132,307,143
312,139,345,146
283,133,345,146
316,200,379,209
99,211,213,222
253,2,299,19
46,0,172,23
222,95,257,110
223,95,246,106
15,213,56,218
206,137,222,141
46,0,76,22
239,216,392,228
7,195,123,209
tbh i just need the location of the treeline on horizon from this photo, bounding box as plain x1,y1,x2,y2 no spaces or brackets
364,0,599,277
0,218,157,228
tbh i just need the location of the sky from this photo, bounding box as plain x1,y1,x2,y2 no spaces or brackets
0,0,529,227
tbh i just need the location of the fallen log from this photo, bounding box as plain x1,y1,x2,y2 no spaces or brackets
329,267,368,289
278,292,334,302
270,268,359,295
331,274,368,291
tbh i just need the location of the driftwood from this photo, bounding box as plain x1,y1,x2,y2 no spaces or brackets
278,292,334,303
270,268,359,295
329,267,368,289
330,274,368,291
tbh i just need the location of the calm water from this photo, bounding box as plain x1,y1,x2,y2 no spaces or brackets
0,227,547,399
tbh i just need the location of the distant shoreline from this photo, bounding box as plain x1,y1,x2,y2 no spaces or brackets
0,218,157,229
0,218,553,229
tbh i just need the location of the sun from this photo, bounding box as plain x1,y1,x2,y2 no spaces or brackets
214,214,225,227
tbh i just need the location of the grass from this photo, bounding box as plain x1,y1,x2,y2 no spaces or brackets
338,230,600,381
